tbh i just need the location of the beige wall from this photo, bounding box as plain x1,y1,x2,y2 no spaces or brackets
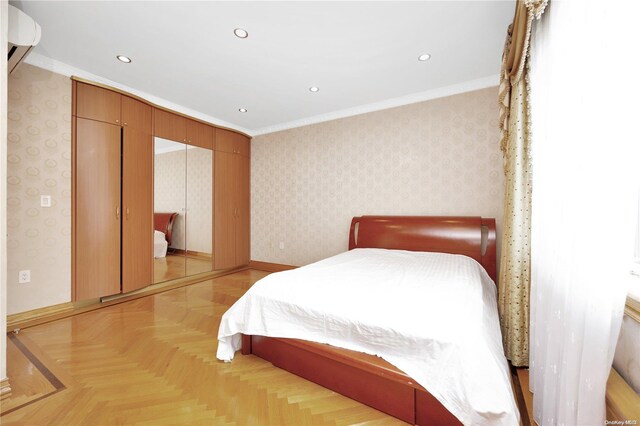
251,87,504,266
7,63,72,315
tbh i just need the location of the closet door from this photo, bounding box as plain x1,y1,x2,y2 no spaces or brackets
154,109,187,143
214,151,237,270
235,155,250,266
75,118,121,300
76,83,121,125
122,125,153,293
122,97,153,292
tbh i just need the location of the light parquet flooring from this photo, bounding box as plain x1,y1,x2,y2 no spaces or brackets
153,254,213,284
1,270,403,425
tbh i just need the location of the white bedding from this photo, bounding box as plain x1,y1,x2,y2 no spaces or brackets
217,248,519,425
154,230,168,258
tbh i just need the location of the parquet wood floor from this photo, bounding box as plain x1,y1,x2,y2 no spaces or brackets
1,270,403,425
153,254,213,284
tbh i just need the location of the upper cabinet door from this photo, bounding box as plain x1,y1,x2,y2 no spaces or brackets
186,119,214,150
122,96,152,133
216,128,250,157
154,108,187,143
76,82,121,125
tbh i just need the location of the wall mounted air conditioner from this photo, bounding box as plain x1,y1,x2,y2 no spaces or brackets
7,4,41,74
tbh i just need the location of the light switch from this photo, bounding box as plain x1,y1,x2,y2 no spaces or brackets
40,195,52,208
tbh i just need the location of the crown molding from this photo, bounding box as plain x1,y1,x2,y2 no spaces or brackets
23,52,253,136
23,52,499,138
252,74,499,136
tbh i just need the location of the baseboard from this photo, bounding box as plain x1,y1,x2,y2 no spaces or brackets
0,378,12,400
249,260,298,273
606,368,640,422
7,302,76,331
6,266,249,332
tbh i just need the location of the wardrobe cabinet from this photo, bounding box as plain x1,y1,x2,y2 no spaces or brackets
73,83,153,300
73,79,250,300
154,108,214,149
214,129,250,270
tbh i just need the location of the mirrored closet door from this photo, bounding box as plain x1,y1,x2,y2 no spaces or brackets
186,146,213,276
153,137,213,284
153,137,187,283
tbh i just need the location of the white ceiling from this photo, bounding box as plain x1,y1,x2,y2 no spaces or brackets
12,1,514,135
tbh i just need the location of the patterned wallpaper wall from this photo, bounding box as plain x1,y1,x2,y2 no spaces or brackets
251,87,505,266
154,146,212,253
7,64,72,315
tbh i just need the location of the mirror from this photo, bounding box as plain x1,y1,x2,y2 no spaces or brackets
153,137,187,283
153,137,213,284
185,146,213,276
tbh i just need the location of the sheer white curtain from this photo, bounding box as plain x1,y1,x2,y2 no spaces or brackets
528,0,640,425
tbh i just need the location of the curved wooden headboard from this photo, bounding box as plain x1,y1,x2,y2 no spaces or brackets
154,212,178,246
348,216,497,282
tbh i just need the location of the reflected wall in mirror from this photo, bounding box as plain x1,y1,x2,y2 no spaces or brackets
153,137,187,283
186,147,213,276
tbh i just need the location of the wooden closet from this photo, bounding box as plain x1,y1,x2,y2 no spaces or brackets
73,78,251,301
73,82,153,300
214,129,250,270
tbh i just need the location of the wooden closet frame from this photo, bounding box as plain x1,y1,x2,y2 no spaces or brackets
71,78,251,301
241,215,497,425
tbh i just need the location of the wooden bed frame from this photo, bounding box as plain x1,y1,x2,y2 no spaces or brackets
242,216,497,425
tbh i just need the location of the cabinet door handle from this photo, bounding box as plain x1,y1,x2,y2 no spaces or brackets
123,122,128,126
116,206,120,220
115,119,120,123
126,207,130,219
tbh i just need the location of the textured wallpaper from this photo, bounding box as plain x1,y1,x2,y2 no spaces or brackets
7,64,72,315
154,146,212,253
251,87,504,266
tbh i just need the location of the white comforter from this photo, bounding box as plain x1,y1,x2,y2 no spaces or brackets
217,248,519,425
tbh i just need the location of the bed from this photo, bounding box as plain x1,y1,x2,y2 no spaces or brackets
153,212,178,258
217,216,519,425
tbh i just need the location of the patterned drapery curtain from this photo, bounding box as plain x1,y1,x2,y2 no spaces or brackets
497,0,548,367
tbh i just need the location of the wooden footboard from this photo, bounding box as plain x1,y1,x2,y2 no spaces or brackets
242,334,461,425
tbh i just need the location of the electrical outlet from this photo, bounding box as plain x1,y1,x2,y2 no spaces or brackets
279,241,285,250
40,195,51,207
19,270,31,284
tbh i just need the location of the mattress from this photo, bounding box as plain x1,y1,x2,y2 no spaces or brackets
217,248,519,425
154,230,168,258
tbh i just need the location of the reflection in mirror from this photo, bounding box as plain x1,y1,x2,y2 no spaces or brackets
153,137,187,283
186,146,213,276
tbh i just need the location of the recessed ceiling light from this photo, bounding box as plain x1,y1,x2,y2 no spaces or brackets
234,28,248,39
309,86,319,93
239,108,247,113
418,53,431,62
116,55,132,63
